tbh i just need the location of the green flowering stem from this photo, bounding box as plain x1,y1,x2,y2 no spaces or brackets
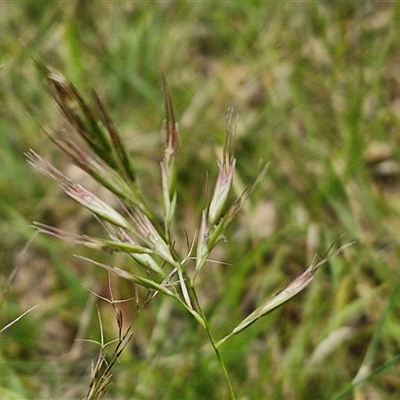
216,242,355,349
161,75,179,238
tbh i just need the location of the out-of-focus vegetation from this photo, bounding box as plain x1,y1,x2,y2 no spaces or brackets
1,1,400,399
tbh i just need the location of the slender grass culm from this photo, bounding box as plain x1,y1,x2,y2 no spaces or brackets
27,61,352,400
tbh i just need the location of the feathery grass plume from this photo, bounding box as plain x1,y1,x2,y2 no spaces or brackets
29,62,352,400
36,60,153,219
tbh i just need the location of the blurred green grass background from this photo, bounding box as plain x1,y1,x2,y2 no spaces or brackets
1,1,400,399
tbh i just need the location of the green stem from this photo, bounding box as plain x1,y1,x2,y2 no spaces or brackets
206,325,237,400
190,287,237,400
168,252,236,398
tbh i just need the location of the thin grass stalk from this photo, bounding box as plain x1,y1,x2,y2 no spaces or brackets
190,286,237,400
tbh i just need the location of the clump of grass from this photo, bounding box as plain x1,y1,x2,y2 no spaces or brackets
27,62,352,399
